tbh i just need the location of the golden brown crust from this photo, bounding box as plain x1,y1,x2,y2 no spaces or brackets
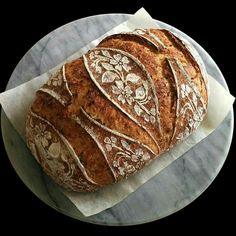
26,28,208,192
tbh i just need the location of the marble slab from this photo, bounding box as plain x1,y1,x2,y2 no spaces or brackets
1,14,234,225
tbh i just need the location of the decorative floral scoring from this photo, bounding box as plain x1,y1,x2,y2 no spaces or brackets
87,49,158,124
104,135,151,177
47,73,63,87
110,54,131,72
27,117,94,191
177,81,205,140
34,123,52,148
112,81,134,105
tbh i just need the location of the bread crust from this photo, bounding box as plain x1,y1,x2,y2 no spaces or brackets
26,29,208,192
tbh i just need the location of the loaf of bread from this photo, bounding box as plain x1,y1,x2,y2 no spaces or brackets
26,29,208,192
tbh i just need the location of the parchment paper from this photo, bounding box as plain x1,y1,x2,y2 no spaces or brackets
0,8,234,216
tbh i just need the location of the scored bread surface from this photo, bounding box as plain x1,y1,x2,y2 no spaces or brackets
26,29,208,192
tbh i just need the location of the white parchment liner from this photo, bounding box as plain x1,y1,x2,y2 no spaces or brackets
0,8,234,216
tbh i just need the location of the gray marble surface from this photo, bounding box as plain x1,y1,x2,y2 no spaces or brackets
1,14,234,225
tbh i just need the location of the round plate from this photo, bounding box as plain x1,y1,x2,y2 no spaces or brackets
1,14,234,226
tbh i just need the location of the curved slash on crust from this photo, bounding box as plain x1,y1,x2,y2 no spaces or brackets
83,47,162,153
108,29,166,51
146,29,166,49
38,64,73,107
62,64,73,98
162,29,208,95
72,112,118,182
38,88,66,107
30,111,99,186
80,108,157,156
166,58,180,142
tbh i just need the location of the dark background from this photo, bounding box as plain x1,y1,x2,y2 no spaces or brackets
0,1,235,233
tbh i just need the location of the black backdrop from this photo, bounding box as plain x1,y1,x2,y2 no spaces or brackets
1,1,235,233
